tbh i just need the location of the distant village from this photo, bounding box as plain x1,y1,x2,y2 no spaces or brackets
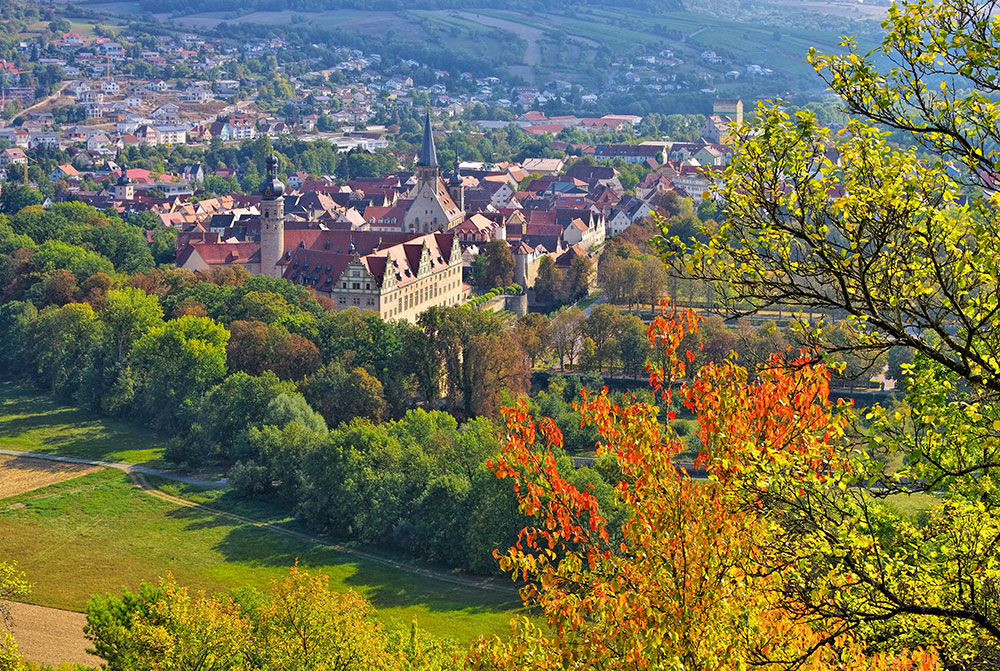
0,25,746,320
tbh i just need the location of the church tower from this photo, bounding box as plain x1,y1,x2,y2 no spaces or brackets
405,111,464,233
258,154,285,278
114,163,134,201
415,109,439,188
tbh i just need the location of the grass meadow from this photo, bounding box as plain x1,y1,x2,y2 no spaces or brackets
0,383,521,641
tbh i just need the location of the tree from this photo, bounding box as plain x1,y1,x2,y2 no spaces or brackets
579,304,622,374
470,307,939,671
513,312,550,368
0,186,41,217
0,561,30,671
465,333,531,418
301,362,387,427
549,307,584,371
100,287,165,362
126,316,230,431
564,255,594,301
533,255,565,306
638,255,667,314
479,239,515,289
661,0,1000,663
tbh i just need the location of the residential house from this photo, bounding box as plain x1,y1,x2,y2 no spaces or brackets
86,133,110,151
177,163,204,183
152,103,181,123
50,164,80,181
0,147,27,168
156,125,187,145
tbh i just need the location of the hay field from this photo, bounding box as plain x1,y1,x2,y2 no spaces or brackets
0,455,100,500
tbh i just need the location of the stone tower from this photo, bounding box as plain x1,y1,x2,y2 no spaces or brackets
258,154,285,278
114,163,134,201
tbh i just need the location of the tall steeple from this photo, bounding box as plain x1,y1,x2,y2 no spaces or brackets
418,109,437,167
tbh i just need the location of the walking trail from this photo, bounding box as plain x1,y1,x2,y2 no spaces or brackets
0,448,514,595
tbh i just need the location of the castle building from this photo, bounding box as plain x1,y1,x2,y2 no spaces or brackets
402,111,465,234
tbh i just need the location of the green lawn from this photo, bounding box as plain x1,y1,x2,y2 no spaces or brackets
0,469,521,642
0,381,169,468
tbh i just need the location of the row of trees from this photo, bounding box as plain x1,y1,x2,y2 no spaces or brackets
0,200,643,575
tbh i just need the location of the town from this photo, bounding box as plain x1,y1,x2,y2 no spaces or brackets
8,0,997,670
0,16,748,315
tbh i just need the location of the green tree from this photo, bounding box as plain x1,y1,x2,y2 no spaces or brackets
564,255,594,302
533,255,565,306
100,287,165,362
126,316,230,431
479,239,515,289
670,0,1000,662
0,186,41,215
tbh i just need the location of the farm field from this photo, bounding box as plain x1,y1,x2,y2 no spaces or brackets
79,1,873,89
0,469,521,643
0,454,100,499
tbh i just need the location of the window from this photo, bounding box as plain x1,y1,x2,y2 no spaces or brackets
352,282,360,290
338,297,346,304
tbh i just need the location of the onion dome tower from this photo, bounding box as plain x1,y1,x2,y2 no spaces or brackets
114,162,135,201
258,155,285,278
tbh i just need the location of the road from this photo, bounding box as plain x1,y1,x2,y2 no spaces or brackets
6,83,68,126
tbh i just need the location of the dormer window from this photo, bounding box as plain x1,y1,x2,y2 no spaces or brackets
326,264,332,272
315,263,322,271
293,260,300,268
325,241,332,249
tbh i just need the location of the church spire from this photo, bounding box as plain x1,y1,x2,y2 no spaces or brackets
418,109,438,167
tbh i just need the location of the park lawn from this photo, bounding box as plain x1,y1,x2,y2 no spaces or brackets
0,380,169,468
0,469,521,642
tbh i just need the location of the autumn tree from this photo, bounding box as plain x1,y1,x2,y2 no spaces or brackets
653,0,1000,664
0,561,29,671
470,305,941,671
84,567,449,671
300,362,387,427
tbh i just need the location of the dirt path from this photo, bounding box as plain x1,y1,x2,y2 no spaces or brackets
4,600,99,667
0,449,226,487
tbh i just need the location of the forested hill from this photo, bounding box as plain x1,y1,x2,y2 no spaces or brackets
139,0,684,12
